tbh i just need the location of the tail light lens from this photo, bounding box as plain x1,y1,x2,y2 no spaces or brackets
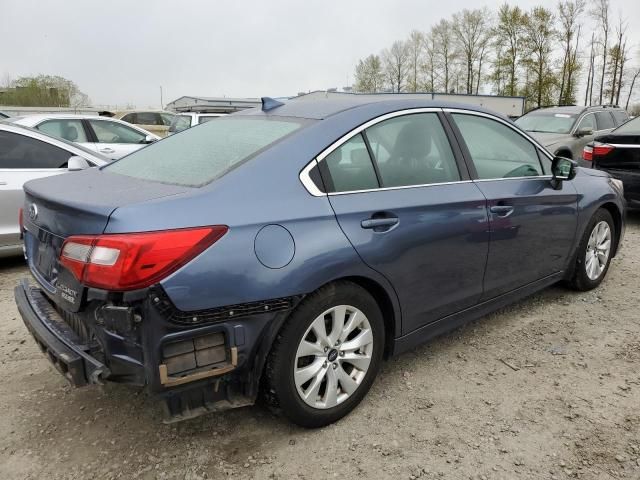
60,226,228,291
583,143,615,161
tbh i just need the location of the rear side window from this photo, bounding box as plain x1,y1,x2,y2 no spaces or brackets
0,130,71,169
136,112,161,125
576,114,596,132
452,114,542,179
121,113,136,124
37,119,89,143
323,134,379,193
106,117,303,186
366,113,459,187
612,110,629,126
595,112,615,130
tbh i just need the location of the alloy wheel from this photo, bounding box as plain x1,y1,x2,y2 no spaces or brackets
293,305,374,409
585,220,612,281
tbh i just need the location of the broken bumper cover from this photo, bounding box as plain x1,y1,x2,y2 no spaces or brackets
14,279,108,387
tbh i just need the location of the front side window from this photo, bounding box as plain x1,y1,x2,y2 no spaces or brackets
198,115,221,124
0,131,71,169
89,120,146,144
452,114,542,179
36,119,89,143
323,133,379,193
595,112,615,130
106,117,303,187
170,115,192,133
576,114,596,132
159,113,175,126
366,113,459,187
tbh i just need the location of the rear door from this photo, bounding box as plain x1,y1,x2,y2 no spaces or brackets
86,119,148,159
447,110,578,300
0,130,72,249
320,109,489,334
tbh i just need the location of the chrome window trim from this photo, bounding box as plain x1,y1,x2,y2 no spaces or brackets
608,144,640,149
298,107,557,196
328,180,473,196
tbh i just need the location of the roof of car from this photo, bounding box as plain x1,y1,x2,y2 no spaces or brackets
235,97,503,121
526,105,625,115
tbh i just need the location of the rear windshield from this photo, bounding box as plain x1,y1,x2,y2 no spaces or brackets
106,116,303,186
613,116,640,134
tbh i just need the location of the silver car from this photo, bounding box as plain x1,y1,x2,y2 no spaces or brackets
515,105,629,166
8,114,159,160
0,122,107,258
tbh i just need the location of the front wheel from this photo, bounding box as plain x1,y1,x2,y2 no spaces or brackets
568,209,615,291
262,281,384,428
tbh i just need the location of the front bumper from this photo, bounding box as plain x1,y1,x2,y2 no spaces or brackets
15,279,108,387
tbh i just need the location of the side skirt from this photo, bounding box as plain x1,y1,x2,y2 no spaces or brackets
392,272,564,356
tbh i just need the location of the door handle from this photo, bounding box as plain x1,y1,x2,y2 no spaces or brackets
361,217,399,230
490,205,514,216
99,148,115,154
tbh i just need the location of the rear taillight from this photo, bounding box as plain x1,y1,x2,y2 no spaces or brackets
583,143,615,161
60,226,228,291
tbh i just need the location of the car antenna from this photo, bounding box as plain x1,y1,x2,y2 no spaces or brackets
261,97,284,111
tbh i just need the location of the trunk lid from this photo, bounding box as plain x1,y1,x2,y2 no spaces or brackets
23,168,191,303
593,134,640,170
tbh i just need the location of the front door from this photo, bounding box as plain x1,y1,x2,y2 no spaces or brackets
448,111,578,300
320,111,489,334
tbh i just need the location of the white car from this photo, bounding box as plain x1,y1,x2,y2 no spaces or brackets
168,112,226,134
8,114,160,160
0,122,107,257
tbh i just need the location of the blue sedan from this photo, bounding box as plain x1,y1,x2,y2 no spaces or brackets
15,97,625,427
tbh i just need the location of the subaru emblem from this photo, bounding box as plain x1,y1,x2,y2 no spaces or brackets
29,203,38,221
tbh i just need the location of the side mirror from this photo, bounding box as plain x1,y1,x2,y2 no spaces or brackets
574,127,593,137
550,156,577,189
143,134,156,144
67,156,90,171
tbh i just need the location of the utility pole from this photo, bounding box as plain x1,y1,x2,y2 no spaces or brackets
160,86,164,109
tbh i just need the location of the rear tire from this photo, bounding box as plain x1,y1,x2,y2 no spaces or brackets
568,209,615,291
262,281,384,428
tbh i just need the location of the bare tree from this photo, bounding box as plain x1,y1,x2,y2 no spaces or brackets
432,19,456,93
590,0,611,105
383,41,410,93
423,30,439,92
492,4,526,96
452,8,492,94
557,0,585,105
354,55,385,93
406,30,425,93
522,7,557,108
626,67,640,110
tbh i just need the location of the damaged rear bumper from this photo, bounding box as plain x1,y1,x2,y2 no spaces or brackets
14,279,108,386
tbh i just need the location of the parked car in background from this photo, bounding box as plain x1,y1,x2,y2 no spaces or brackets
110,110,176,137
8,115,159,160
15,98,625,429
584,115,640,207
0,122,107,258
168,112,226,134
515,105,629,165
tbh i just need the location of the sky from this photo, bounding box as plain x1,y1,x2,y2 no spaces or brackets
1,0,639,108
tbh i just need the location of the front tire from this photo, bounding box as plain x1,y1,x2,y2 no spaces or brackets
263,281,384,428
568,209,615,291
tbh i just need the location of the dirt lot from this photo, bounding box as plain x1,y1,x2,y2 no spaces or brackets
1,217,639,480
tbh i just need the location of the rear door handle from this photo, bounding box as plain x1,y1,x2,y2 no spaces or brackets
490,205,514,216
361,217,399,229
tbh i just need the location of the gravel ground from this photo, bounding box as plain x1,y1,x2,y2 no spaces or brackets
1,215,639,480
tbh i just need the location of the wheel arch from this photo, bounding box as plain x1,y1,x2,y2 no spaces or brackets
600,201,623,256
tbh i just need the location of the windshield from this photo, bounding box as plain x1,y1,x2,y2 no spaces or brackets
106,116,304,187
515,112,579,134
613,116,640,134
